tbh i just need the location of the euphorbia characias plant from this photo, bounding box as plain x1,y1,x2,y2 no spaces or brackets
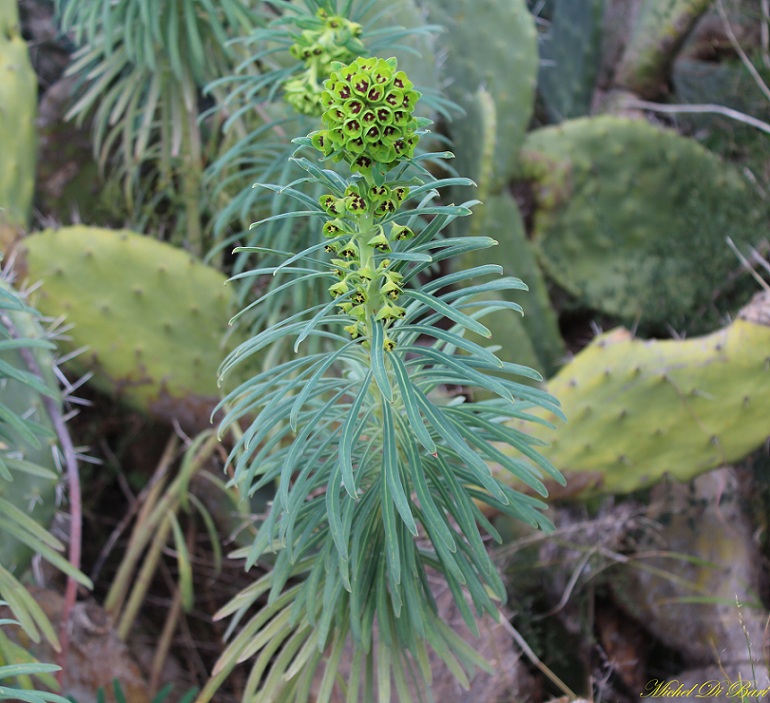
200,55,564,703
283,8,366,116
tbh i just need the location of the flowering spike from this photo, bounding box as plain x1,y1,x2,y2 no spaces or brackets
311,56,421,171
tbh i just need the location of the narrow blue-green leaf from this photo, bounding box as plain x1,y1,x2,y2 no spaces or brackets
369,321,393,403
399,567,426,641
449,407,565,485
413,235,497,255
0,458,11,482
0,663,61,678
300,547,327,628
228,272,331,326
398,324,503,369
385,204,472,222
345,647,363,703
316,626,347,703
228,263,322,280
415,393,509,505
397,418,456,553
389,352,435,455
382,402,417,536
249,209,325,229
285,421,346,529
421,264,504,294
0,687,70,703
0,339,53,353
294,288,353,351
0,403,41,448
184,1,205,76
317,567,342,650
166,0,182,79
401,345,513,401
349,491,380,646
326,463,350,589
375,559,393,647
281,385,351,505
273,235,340,277
289,341,356,431
402,289,491,338
290,157,350,192
377,641,392,703
0,498,63,550
431,455,494,558
259,182,325,211
385,251,433,263
380,472,401,586
402,177,475,201
339,371,373,497
446,277,529,301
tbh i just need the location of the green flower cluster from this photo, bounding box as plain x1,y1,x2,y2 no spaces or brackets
283,9,365,116
306,56,424,348
321,183,415,345
310,56,421,174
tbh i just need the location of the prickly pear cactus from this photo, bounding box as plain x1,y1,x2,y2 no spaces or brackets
500,291,770,500
17,227,245,431
0,2,37,244
672,58,770,121
614,0,713,98
420,0,538,190
0,277,61,574
517,115,766,330
538,0,605,122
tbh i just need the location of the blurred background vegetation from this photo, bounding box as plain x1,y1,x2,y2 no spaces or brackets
1,0,770,701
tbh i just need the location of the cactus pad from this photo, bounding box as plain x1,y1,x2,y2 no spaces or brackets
0,3,37,242
517,115,767,330
18,227,244,431
615,0,714,98
421,0,538,189
538,0,605,121
501,291,770,499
